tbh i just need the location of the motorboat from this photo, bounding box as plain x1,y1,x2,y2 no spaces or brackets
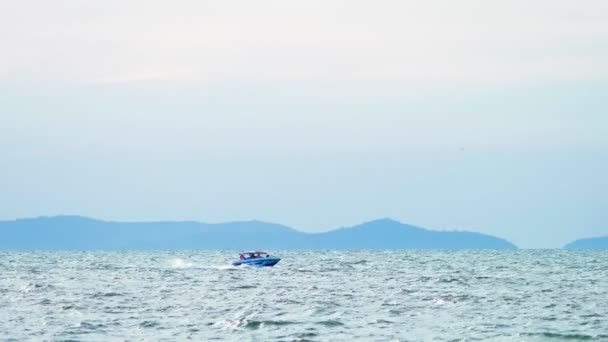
232,251,281,267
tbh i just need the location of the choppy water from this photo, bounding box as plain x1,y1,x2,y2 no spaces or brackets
1,251,607,341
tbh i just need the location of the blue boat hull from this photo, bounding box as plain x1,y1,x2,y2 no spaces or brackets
232,257,281,267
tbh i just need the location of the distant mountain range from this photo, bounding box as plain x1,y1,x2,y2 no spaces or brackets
0,216,517,250
564,236,608,250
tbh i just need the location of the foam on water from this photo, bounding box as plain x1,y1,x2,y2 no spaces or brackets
0,250,607,341
202,264,242,270
168,258,194,269
168,257,246,270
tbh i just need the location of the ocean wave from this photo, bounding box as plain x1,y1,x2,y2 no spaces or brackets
3,250,607,341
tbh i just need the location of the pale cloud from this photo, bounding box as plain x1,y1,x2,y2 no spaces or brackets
1,0,607,83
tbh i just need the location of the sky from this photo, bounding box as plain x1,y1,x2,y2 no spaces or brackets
0,0,607,248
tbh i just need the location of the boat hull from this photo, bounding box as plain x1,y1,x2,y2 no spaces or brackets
232,257,281,267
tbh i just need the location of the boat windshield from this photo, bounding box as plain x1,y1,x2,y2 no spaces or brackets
241,252,269,259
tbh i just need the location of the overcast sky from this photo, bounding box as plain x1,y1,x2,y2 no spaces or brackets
1,0,607,248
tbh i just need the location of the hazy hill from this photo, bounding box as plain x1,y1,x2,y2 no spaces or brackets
312,218,517,250
0,216,303,250
0,216,517,250
564,236,608,250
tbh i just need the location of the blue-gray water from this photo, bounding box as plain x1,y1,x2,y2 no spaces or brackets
1,251,607,341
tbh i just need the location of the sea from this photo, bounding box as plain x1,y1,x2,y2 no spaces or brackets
1,250,607,341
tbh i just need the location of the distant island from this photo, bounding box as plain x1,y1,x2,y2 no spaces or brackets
0,216,517,250
564,236,608,250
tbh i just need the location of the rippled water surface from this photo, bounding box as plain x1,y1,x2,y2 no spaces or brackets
1,251,607,341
